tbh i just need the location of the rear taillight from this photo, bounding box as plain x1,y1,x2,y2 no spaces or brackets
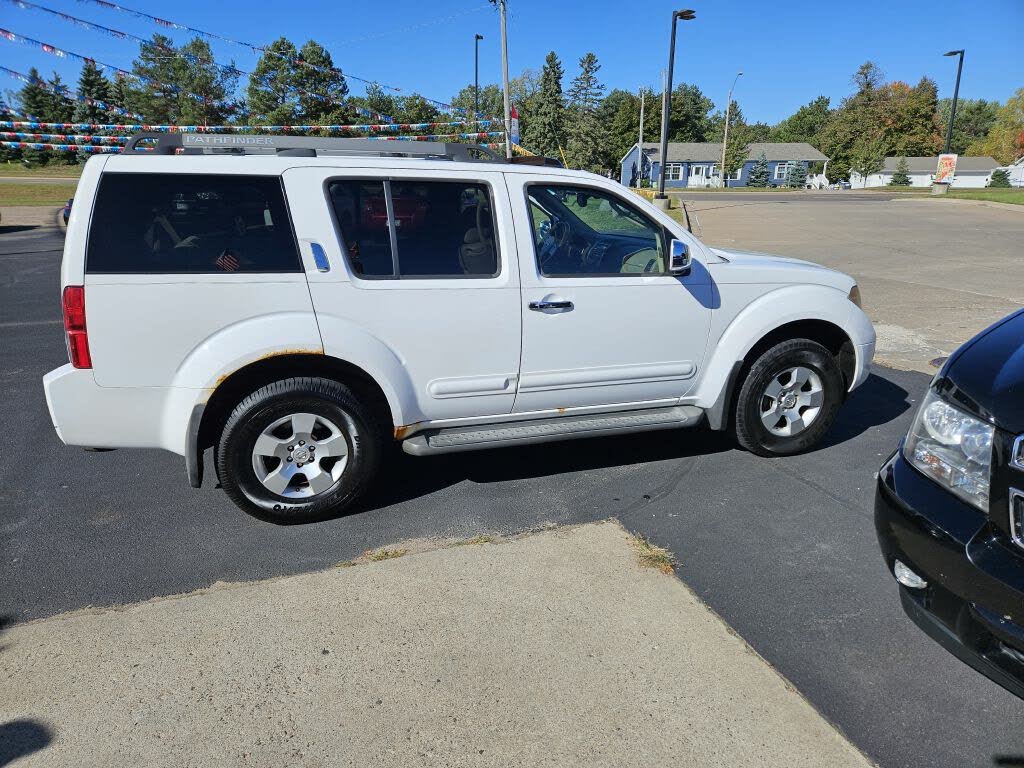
62,285,92,369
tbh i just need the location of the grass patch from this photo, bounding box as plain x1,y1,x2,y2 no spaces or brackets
630,534,676,575
0,163,83,178
365,547,408,562
945,188,1024,205
0,182,75,206
453,535,495,546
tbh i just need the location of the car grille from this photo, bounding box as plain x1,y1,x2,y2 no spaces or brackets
1012,488,1024,549
1013,435,1024,472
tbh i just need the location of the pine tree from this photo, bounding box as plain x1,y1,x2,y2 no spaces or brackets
786,160,808,188
19,67,51,119
132,34,187,123
889,156,911,186
74,61,111,124
524,51,566,159
747,152,770,187
247,38,302,125
107,74,134,121
45,73,75,123
988,168,1011,188
295,40,350,126
564,52,607,173
177,38,239,125
360,83,400,122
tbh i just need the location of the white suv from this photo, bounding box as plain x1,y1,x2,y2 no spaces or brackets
44,134,875,523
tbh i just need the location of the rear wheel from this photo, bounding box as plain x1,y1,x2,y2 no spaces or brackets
216,377,383,524
734,339,844,457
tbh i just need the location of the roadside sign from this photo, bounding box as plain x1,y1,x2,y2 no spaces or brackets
935,154,958,184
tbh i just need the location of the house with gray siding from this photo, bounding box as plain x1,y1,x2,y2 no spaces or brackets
620,142,829,188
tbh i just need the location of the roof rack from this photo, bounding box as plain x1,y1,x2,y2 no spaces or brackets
122,132,564,167
124,131,503,162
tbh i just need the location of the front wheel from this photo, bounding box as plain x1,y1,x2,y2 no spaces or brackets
734,339,844,457
216,377,383,524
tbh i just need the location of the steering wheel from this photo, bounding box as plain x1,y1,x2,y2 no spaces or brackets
538,218,571,271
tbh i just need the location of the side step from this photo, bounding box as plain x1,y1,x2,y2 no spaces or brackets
401,405,703,456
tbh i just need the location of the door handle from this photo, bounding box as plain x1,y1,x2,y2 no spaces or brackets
310,242,330,273
529,300,574,311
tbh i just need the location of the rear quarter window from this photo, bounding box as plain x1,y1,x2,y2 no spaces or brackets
86,173,301,274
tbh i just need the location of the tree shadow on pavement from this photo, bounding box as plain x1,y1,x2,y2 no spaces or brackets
0,616,54,767
0,720,53,767
0,225,39,235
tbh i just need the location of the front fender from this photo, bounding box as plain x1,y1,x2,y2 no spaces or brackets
691,284,875,412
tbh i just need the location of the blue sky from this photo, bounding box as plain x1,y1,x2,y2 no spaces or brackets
1,0,1021,123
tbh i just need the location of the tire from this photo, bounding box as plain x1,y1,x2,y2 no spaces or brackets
734,339,844,457
216,377,383,524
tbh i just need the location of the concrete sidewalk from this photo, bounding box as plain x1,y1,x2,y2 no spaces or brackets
0,522,873,767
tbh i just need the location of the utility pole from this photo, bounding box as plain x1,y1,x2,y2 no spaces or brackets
637,88,645,187
499,0,512,159
942,49,965,154
719,71,742,188
475,34,484,120
656,9,696,201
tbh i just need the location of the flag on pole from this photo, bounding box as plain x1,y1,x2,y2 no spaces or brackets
509,104,519,146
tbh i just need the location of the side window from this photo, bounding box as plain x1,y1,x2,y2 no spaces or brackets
86,173,301,274
526,185,667,277
329,179,498,279
328,180,394,277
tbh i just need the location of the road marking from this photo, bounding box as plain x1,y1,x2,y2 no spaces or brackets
0,319,62,327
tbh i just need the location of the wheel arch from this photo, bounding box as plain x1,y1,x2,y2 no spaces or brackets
187,353,400,488
702,312,858,432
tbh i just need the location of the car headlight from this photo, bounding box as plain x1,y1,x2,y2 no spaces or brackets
903,389,994,511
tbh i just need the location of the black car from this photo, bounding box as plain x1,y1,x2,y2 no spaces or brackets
876,309,1024,699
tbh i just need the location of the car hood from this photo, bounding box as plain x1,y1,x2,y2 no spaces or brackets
707,247,855,291
940,309,1024,434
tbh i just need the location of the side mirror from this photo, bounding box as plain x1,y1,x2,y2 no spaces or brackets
668,239,691,275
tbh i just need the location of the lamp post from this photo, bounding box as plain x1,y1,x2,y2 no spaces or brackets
474,34,484,120
942,49,964,155
656,9,696,201
719,71,743,188
498,0,512,159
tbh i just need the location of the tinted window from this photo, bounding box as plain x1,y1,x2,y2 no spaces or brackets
87,173,301,274
329,179,498,279
527,185,666,277
328,180,394,277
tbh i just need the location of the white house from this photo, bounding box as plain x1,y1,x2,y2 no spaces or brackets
850,156,999,188
998,156,1024,187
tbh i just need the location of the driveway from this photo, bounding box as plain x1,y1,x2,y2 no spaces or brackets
2,206,1023,768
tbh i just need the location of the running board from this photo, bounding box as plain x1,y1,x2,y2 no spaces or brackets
401,405,703,456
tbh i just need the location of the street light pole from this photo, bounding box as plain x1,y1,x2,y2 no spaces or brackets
943,49,965,155
474,34,484,120
656,9,696,200
637,87,645,187
719,71,742,188
498,0,512,159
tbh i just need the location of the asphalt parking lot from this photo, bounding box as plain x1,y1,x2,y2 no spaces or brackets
2,202,1023,768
